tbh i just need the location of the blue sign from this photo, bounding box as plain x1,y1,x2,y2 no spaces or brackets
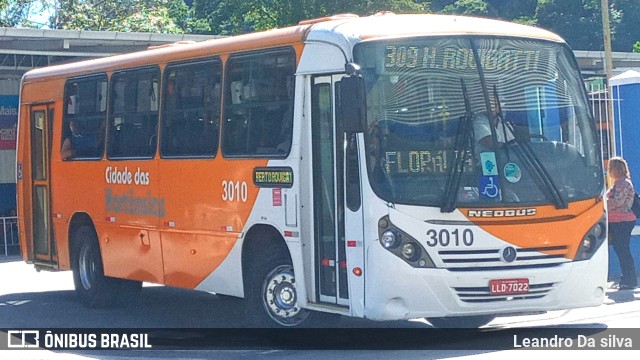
479,175,501,199
0,96,18,150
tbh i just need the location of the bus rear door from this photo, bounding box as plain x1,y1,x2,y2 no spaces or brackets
28,104,57,267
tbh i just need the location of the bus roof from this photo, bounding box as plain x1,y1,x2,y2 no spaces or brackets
310,12,564,44
22,12,565,82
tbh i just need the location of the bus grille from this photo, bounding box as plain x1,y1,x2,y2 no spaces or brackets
438,246,570,272
454,282,555,303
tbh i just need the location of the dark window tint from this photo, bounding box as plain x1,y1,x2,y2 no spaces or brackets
108,68,160,158
161,59,221,157
62,75,107,160
222,48,295,157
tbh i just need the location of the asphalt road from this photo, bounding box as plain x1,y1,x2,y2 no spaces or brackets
1,255,639,359
0,255,413,329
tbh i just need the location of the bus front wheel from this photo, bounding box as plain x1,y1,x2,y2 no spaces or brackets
245,255,311,327
426,315,496,329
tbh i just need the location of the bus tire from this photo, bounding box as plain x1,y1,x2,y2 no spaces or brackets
426,315,496,329
245,254,311,327
72,225,119,308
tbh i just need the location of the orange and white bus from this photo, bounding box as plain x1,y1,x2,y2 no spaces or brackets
17,12,607,328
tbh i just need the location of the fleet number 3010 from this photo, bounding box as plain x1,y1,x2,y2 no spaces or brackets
426,228,474,247
222,180,248,202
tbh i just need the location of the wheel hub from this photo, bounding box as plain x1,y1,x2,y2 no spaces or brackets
262,264,309,326
266,270,298,315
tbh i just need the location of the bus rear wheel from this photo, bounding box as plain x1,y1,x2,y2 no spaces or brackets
426,315,496,329
245,255,310,327
72,225,141,307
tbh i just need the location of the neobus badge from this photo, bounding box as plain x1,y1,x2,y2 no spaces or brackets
467,208,536,217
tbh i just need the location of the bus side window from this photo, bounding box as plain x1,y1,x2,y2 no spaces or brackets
62,75,107,160
222,48,295,158
108,68,160,159
161,58,221,158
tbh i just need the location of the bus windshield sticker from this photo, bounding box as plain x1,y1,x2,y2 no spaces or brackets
479,175,501,199
504,162,522,183
253,167,294,188
480,152,498,176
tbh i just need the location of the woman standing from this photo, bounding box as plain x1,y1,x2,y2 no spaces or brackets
606,157,638,290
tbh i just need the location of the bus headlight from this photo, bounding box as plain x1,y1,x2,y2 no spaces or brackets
381,230,400,249
401,242,421,262
580,236,594,252
592,221,606,241
378,216,434,268
575,217,607,261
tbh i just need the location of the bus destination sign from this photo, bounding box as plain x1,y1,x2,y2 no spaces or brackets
253,167,294,188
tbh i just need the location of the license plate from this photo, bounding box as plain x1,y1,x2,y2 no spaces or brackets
489,278,529,295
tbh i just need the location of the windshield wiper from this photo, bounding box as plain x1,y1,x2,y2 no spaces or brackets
492,88,568,209
442,79,473,213
468,38,567,210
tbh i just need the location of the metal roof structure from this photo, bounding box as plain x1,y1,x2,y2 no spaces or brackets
574,50,640,77
0,27,218,79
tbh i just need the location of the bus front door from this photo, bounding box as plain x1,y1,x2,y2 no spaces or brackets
310,75,364,308
29,105,56,266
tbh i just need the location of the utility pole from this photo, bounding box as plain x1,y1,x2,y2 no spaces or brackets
601,0,615,158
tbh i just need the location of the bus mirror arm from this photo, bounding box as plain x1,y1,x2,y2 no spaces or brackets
340,63,366,133
345,62,360,76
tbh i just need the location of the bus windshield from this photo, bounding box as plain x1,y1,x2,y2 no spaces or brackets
355,37,604,208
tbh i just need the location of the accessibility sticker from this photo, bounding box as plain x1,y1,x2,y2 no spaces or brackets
480,152,498,176
480,175,501,199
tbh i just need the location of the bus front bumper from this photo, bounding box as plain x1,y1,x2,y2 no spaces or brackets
363,241,607,321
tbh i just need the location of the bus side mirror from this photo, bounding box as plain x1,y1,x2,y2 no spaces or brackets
340,74,366,133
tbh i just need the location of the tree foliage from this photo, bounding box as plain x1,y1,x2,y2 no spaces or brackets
611,0,640,51
1,0,639,52
48,0,187,33
434,0,637,52
535,0,604,50
190,0,429,35
440,0,488,15
0,0,46,27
